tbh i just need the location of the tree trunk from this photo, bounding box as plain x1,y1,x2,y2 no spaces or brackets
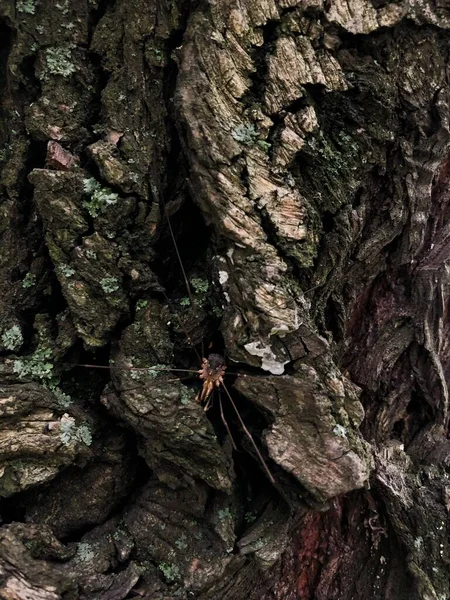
0,0,449,598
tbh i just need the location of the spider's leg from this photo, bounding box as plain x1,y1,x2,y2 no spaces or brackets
221,381,275,484
204,393,214,411
218,388,237,451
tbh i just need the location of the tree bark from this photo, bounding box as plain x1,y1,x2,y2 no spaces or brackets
0,0,449,598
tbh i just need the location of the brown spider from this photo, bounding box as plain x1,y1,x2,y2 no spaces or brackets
196,353,227,410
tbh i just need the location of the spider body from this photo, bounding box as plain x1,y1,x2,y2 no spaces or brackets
196,353,227,410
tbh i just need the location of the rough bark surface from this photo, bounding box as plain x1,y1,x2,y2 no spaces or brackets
0,0,449,598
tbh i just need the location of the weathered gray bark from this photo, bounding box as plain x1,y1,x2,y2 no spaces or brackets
0,0,449,598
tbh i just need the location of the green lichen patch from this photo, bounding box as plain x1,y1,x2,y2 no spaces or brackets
52,387,72,408
244,511,258,524
13,347,53,380
59,416,92,447
12,341,73,409
44,46,76,78
180,386,191,405
332,424,347,438
159,562,180,583
16,0,36,14
136,299,148,311
1,325,23,351
175,534,188,550
82,178,119,218
57,264,75,278
22,272,37,288
100,277,120,293
178,277,211,309
190,277,209,294
76,542,94,562
232,123,259,146
56,0,69,14
218,508,233,521
147,364,168,379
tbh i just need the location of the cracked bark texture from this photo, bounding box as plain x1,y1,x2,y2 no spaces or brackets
0,0,449,598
